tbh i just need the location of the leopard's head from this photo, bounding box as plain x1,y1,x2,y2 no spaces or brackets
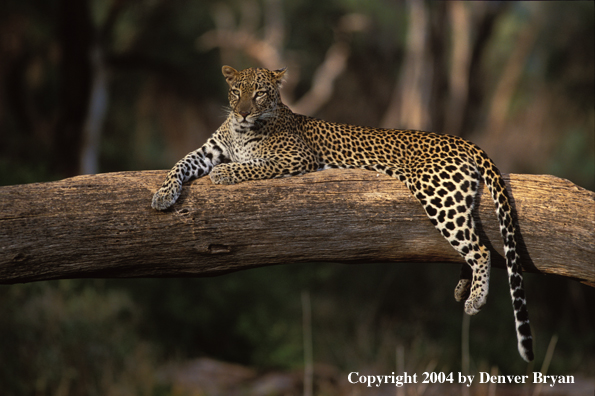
222,66,286,128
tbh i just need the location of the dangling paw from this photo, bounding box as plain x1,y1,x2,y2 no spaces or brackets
464,290,488,316
454,279,471,302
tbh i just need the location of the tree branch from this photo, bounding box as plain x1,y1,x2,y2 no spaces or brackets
1,170,593,286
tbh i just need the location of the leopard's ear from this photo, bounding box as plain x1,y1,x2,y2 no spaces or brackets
222,66,239,86
272,67,287,86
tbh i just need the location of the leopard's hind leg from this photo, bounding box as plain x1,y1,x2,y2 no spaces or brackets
406,163,490,315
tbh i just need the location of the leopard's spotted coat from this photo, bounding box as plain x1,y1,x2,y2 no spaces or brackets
152,66,534,361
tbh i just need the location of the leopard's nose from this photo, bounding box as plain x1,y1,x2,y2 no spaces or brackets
239,111,250,118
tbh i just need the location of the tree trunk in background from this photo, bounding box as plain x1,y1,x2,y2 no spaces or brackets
444,1,471,136
381,0,432,130
79,45,109,175
0,170,593,286
460,2,509,138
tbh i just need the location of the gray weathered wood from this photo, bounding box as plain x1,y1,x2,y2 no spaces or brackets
0,170,593,286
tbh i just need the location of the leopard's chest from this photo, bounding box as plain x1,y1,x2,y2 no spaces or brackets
228,144,259,163
226,127,268,163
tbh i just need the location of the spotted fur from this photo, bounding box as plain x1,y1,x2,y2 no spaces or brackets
152,66,534,361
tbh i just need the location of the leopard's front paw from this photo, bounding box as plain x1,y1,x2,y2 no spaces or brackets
151,186,180,210
209,164,236,185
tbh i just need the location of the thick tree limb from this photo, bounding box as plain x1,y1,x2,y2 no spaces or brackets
0,170,593,286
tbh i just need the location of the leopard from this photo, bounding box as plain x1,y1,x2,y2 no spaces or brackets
152,66,534,362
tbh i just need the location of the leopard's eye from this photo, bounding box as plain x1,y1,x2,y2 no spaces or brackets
230,89,240,97
254,91,267,99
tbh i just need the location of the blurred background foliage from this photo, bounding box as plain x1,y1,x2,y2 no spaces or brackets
0,0,593,395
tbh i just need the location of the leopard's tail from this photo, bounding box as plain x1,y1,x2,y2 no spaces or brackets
474,148,534,362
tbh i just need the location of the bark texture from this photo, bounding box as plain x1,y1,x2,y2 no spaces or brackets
0,170,593,286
